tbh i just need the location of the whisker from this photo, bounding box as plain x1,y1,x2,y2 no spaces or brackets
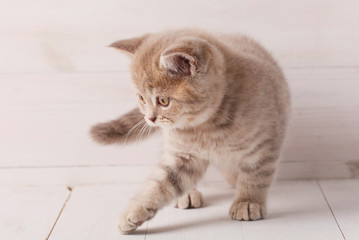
123,119,145,144
136,121,148,144
146,126,152,140
141,123,150,141
108,114,143,139
142,125,149,141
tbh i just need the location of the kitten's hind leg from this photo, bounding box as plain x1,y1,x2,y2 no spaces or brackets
229,152,278,221
176,188,203,209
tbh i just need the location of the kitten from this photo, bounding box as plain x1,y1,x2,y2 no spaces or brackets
91,29,290,234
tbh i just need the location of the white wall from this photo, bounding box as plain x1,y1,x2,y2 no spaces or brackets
1,0,358,184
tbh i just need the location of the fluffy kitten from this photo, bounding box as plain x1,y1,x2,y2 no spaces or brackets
91,29,290,234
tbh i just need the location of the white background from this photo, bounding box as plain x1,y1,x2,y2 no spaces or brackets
1,0,359,184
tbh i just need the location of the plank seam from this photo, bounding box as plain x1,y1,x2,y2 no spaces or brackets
1,160,355,169
316,180,347,240
0,164,154,169
144,221,148,240
46,186,73,240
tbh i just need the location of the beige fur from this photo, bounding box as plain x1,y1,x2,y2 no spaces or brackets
90,29,290,234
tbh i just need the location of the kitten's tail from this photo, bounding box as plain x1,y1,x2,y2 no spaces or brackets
90,108,158,144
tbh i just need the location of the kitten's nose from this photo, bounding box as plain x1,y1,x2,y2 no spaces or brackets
149,116,157,123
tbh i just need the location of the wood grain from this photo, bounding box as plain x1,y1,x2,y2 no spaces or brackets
0,0,359,74
0,162,354,187
319,179,359,240
235,181,345,240
50,185,145,240
0,186,69,240
50,181,346,240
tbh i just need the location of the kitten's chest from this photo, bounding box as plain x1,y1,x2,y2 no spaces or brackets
164,130,242,166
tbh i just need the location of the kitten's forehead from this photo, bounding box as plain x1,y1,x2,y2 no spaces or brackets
132,67,180,95
138,81,171,98
132,79,152,95
143,82,155,95
132,66,199,104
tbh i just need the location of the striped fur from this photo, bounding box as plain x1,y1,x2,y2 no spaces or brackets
90,29,290,234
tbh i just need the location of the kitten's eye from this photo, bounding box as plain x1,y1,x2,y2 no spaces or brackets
158,96,169,107
139,95,146,104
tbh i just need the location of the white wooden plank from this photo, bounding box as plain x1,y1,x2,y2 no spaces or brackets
277,161,352,180
0,162,353,188
284,68,359,109
0,186,69,240
237,181,344,240
1,0,359,74
143,181,344,239
145,185,243,239
283,68,359,163
0,72,163,167
0,182,347,240
146,181,343,240
48,181,345,240
49,185,145,240
0,166,153,186
285,107,359,163
319,179,359,240
1,68,359,168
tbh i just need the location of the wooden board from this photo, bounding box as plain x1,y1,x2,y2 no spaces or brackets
1,0,359,74
49,181,345,240
0,72,162,167
0,163,353,188
146,181,345,240
236,181,344,240
319,179,359,240
277,161,352,180
146,186,243,240
0,186,69,240
49,185,145,240
0,166,153,186
283,68,359,163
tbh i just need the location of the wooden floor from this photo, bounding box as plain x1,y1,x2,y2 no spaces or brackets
1,179,358,240
1,1,359,239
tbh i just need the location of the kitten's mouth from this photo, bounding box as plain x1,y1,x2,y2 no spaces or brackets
145,118,157,127
145,116,173,127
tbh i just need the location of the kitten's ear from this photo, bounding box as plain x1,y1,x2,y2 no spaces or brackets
109,34,149,55
160,38,212,77
159,52,197,76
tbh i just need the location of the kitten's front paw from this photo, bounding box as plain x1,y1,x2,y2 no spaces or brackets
118,203,157,234
90,122,122,144
229,201,266,221
176,189,203,209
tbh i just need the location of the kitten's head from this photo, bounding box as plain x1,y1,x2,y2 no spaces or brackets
111,30,226,129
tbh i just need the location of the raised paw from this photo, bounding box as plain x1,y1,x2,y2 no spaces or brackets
229,201,266,221
118,203,157,234
176,189,203,209
90,122,122,144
